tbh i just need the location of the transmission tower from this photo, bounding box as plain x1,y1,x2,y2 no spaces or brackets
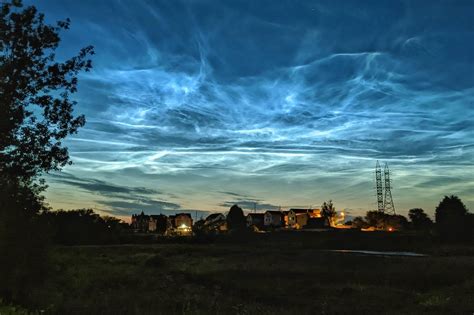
383,162,396,214
375,160,384,212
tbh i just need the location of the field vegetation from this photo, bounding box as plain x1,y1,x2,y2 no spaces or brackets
5,231,473,315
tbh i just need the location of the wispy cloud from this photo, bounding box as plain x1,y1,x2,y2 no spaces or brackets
36,0,474,216
219,200,280,212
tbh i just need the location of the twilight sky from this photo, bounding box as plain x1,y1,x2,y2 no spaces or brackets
32,0,473,220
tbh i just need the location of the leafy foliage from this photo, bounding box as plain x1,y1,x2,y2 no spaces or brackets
352,216,368,229
0,178,49,301
41,209,129,245
0,0,92,303
0,1,93,181
153,214,169,235
435,195,471,241
364,211,408,231
408,208,433,230
226,204,246,230
321,200,336,221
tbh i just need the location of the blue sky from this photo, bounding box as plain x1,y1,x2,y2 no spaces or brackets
32,0,473,220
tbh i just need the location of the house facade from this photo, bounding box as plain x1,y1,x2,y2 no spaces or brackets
169,213,193,235
131,212,150,232
288,209,321,229
246,213,264,228
132,212,194,235
264,211,284,227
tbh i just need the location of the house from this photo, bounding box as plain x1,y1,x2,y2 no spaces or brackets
246,213,264,228
131,212,150,232
264,211,284,227
288,209,321,229
168,213,193,235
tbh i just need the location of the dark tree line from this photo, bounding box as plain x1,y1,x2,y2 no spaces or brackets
350,195,472,242
41,209,129,245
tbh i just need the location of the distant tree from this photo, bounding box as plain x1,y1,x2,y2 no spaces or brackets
42,209,127,245
154,214,169,235
0,0,93,301
192,219,206,234
408,208,433,230
352,216,367,229
435,195,470,241
385,214,409,231
364,211,408,231
226,204,246,230
365,211,386,229
321,200,336,225
103,215,122,229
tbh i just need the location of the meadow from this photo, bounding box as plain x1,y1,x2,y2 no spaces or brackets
5,231,474,314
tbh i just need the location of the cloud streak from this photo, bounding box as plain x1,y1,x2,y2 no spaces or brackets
34,0,474,216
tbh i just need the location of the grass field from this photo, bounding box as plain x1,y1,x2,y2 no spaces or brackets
14,231,474,314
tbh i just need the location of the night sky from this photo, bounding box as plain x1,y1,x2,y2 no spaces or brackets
32,0,473,220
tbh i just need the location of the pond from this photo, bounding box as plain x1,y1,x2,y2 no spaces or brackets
325,250,427,257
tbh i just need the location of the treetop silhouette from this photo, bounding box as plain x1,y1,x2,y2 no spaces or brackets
0,0,93,182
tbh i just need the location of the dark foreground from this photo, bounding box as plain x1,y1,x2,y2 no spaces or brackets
4,231,474,314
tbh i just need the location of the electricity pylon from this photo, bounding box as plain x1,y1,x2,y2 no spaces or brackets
375,160,384,212
383,162,396,214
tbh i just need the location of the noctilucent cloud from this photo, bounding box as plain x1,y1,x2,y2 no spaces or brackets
33,0,473,220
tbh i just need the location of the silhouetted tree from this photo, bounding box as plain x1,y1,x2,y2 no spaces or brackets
0,0,93,302
352,216,367,229
435,195,470,241
365,211,386,229
408,208,433,230
385,214,409,231
0,177,49,301
364,211,408,231
42,209,127,245
467,213,474,241
321,200,336,225
154,214,169,235
193,219,206,235
103,215,123,230
0,2,93,181
226,204,246,230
